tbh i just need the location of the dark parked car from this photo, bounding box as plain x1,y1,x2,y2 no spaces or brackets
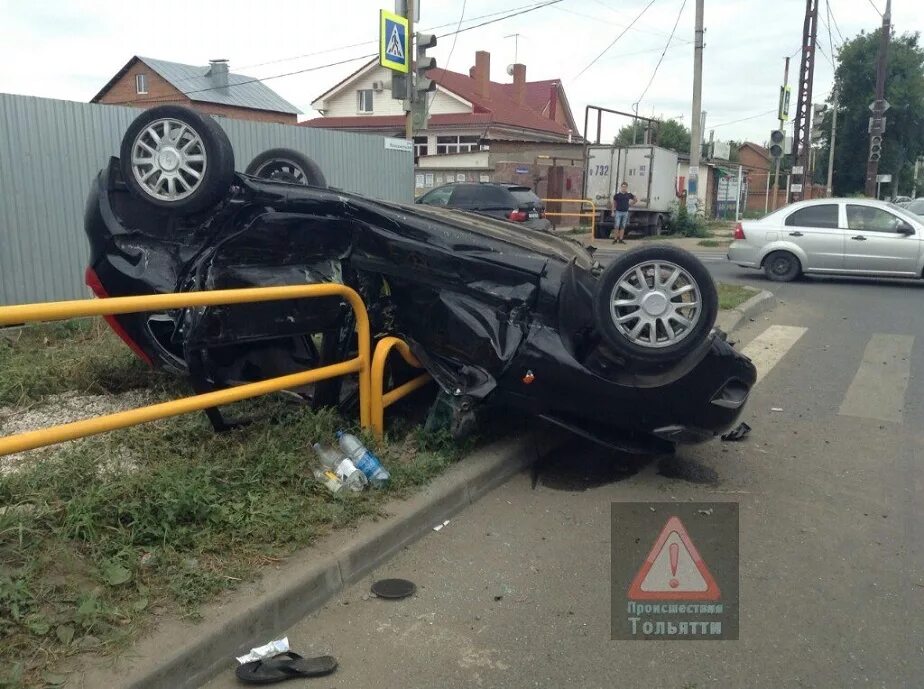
416,182,553,231
84,106,756,449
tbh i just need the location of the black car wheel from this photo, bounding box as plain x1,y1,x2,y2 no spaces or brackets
593,246,718,363
119,106,235,213
763,251,801,282
245,148,327,187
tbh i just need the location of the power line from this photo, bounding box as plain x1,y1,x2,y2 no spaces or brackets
710,109,777,129
816,16,837,68
240,0,558,73
112,1,562,107
824,0,837,57
422,0,468,129
865,0,882,16
573,0,660,80
826,0,846,45
551,4,691,43
635,0,687,107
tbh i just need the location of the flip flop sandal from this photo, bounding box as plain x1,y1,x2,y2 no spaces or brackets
235,651,337,684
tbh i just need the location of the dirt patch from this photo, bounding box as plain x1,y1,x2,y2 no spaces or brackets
0,389,153,475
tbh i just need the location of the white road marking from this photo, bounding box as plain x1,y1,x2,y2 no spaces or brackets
838,334,914,423
740,325,808,385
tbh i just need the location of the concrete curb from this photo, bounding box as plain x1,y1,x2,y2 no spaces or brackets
74,431,561,689
716,289,777,334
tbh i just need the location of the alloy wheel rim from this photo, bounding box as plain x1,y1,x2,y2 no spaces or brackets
254,159,308,185
610,260,702,348
131,118,207,201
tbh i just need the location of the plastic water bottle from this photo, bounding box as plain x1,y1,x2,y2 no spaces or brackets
336,431,390,488
313,443,367,492
312,467,343,494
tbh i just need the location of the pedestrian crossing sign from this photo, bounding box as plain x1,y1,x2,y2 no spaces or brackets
380,9,409,73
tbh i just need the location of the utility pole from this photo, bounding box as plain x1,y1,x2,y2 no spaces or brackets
404,0,415,141
771,57,790,211
864,0,892,197
826,87,838,197
686,0,704,214
790,0,819,203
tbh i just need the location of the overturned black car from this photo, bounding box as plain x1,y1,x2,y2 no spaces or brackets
84,106,756,451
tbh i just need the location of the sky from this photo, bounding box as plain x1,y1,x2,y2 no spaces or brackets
0,0,920,146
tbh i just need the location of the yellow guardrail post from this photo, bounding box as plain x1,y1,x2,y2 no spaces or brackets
541,198,596,236
0,285,371,457
371,336,432,441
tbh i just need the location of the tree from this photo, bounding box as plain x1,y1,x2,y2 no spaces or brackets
614,118,691,154
815,30,924,196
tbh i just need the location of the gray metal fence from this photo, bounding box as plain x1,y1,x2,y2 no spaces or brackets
0,93,413,305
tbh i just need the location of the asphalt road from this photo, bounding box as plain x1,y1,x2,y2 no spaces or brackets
205,259,924,689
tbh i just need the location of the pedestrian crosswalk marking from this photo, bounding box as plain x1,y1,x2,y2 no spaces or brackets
741,325,808,385
838,334,913,423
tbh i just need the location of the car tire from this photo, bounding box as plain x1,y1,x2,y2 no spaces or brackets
654,214,665,236
762,251,801,282
119,105,235,213
245,148,327,187
593,246,718,364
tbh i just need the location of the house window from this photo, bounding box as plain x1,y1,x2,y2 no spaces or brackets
435,135,481,155
357,89,373,113
414,136,429,157
135,74,147,95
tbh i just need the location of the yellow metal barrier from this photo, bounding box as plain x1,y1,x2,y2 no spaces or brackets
542,198,596,235
371,336,432,441
0,285,371,457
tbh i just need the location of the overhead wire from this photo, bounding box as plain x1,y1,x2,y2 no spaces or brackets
111,0,563,107
573,0,660,80
710,109,777,129
420,0,468,136
634,0,687,108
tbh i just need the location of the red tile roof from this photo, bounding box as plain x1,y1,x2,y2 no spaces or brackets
303,67,575,138
303,113,492,130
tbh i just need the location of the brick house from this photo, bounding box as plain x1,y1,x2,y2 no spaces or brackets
92,56,300,125
304,50,585,199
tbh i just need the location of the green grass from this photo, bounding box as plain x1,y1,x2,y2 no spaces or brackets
697,239,731,248
0,320,173,407
0,401,465,687
0,318,470,688
717,283,758,310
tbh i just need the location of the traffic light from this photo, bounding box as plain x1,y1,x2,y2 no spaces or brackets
415,32,437,95
869,135,882,162
769,130,785,158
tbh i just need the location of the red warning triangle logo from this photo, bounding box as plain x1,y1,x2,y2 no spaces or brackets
628,516,721,600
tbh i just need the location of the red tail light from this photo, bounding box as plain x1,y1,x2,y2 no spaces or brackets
733,222,746,240
84,267,153,366
507,209,528,222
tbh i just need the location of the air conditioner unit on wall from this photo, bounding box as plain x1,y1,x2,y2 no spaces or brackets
372,81,385,92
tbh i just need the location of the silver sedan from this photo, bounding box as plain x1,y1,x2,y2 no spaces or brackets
727,198,924,282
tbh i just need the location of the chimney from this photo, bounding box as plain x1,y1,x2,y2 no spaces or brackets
208,59,229,91
474,50,491,99
512,63,526,105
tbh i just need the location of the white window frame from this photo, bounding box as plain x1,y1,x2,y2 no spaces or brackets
135,73,147,95
435,135,481,155
357,89,374,113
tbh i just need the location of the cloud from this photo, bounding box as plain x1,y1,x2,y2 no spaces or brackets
0,0,918,146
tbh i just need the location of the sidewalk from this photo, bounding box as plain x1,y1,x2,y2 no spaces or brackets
558,230,732,254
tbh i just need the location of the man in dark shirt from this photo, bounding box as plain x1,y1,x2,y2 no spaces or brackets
611,182,637,244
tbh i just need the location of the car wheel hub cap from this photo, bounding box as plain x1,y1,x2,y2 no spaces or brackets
157,148,180,171
610,260,702,349
131,118,208,201
641,292,669,317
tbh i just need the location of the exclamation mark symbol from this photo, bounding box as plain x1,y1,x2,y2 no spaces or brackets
669,542,680,588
